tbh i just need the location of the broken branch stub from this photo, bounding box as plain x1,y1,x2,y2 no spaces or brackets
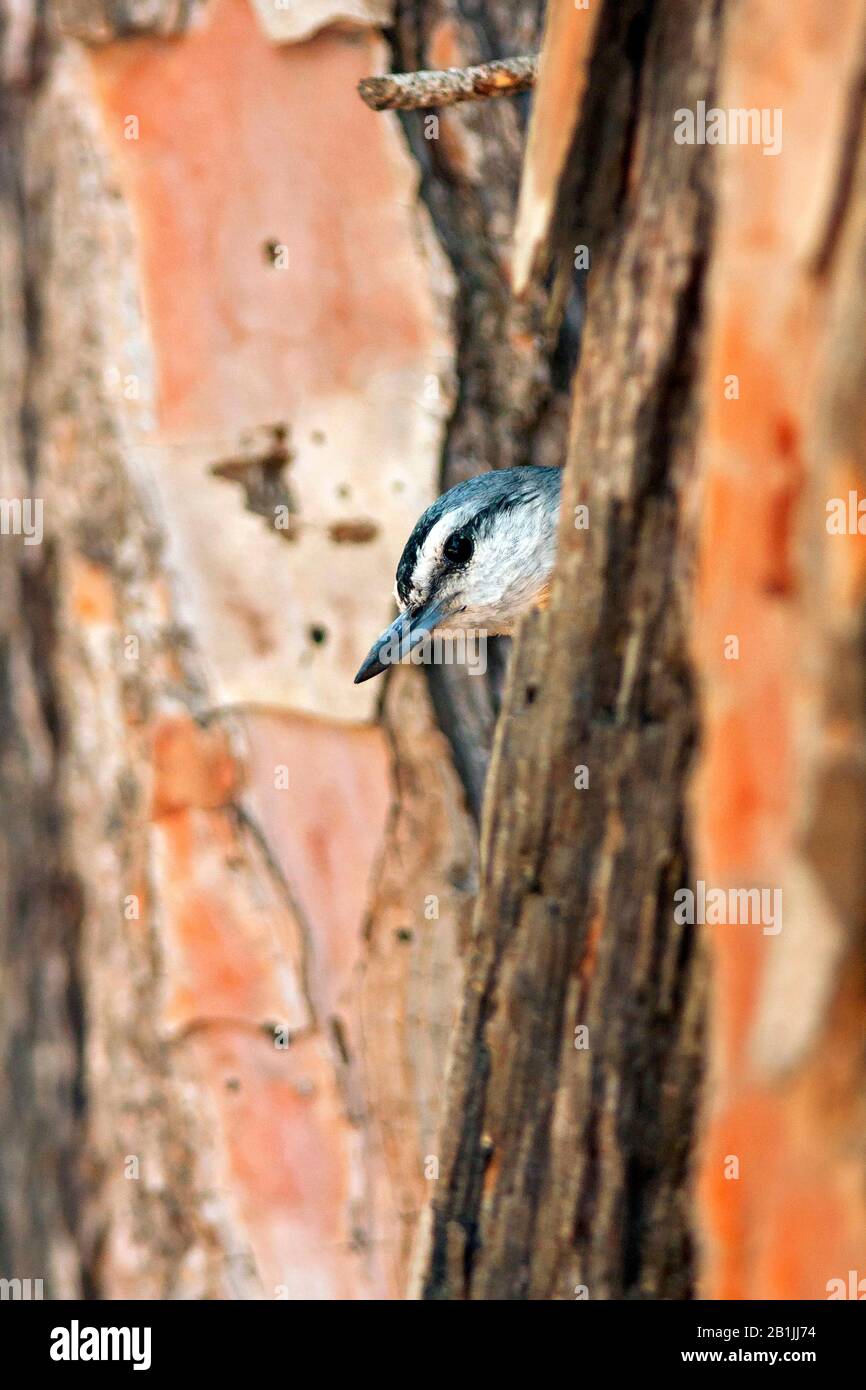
358,56,538,113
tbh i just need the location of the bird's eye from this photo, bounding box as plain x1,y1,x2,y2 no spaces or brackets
443,532,474,565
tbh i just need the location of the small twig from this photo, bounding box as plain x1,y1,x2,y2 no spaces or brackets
358,55,538,112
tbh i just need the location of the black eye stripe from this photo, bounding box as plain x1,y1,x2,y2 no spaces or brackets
395,484,530,603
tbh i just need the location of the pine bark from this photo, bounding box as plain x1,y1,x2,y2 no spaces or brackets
4,0,865,1307
419,0,719,1300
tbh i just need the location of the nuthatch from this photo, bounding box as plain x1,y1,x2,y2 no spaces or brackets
354,465,561,683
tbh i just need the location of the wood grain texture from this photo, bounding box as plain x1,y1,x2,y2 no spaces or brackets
417,0,720,1300
512,0,600,296
0,121,83,1298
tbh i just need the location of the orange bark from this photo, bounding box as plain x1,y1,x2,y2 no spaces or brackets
693,0,866,1298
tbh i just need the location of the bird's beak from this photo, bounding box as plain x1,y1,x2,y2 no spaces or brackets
353,598,449,684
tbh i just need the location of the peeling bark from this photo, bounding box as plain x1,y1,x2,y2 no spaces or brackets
0,0,478,1301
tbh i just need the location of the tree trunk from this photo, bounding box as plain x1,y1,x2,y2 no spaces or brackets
0,0,563,1299
692,0,866,1299
419,0,717,1301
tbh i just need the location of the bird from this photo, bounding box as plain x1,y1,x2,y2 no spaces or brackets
354,465,561,683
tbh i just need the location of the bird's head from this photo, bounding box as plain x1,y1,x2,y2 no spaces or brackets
354,465,561,683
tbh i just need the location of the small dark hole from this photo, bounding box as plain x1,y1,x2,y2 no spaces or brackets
525,685,537,705
396,928,413,943
309,625,327,646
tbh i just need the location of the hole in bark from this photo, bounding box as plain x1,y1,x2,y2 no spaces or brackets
263,239,285,265
210,426,296,521
327,519,380,543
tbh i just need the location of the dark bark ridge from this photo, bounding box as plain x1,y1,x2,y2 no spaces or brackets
0,110,86,1297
